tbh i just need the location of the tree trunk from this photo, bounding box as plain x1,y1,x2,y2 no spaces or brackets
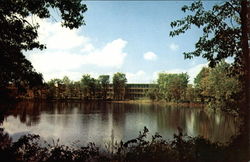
240,0,250,157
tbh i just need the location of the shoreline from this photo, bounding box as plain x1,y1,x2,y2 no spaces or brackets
0,98,204,108
108,99,204,107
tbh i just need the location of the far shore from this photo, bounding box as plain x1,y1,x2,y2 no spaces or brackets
0,98,203,108
108,99,204,107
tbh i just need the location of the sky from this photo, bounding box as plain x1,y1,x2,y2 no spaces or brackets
25,1,222,84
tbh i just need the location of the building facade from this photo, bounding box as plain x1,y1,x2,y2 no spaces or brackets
47,83,155,100
107,83,154,100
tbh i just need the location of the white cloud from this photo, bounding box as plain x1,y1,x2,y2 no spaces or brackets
81,44,95,53
126,70,153,83
25,18,128,81
27,52,83,72
27,38,127,80
43,71,102,81
31,17,89,50
44,71,83,81
169,43,179,51
84,39,127,67
143,52,157,61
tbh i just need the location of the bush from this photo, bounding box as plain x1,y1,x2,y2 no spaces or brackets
0,127,247,162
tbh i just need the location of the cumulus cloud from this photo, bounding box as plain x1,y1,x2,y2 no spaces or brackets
126,70,155,83
169,43,179,51
85,39,127,67
27,38,127,80
28,38,127,68
143,52,157,61
44,71,83,81
25,18,127,81
30,17,89,50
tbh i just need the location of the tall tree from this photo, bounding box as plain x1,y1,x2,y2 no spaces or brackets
98,75,110,100
62,76,72,99
194,62,242,113
80,74,99,100
185,84,197,103
170,0,249,155
88,78,100,99
146,84,160,101
157,73,189,102
0,0,87,92
47,78,63,99
80,75,92,100
194,67,211,103
112,72,127,100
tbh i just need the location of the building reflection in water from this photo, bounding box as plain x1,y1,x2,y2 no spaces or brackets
0,101,239,146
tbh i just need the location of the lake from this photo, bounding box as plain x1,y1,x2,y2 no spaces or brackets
0,101,238,147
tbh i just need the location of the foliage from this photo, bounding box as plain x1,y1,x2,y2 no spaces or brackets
0,127,247,162
112,72,127,100
0,0,87,91
98,75,110,100
80,75,92,99
184,84,198,103
194,61,243,113
157,73,189,102
80,75,100,100
169,1,250,141
46,78,63,99
170,0,242,68
146,84,160,101
194,67,211,102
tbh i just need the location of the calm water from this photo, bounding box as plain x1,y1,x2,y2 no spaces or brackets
0,101,238,146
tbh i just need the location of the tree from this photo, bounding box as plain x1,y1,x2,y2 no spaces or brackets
194,67,211,103
46,78,63,99
170,0,249,155
112,72,127,100
0,0,87,92
88,78,100,99
194,62,242,113
80,74,99,100
185,84,198,103
146,84,160,101
80,75,92,100
98,75,110,100
208,61,242,113
157,73,189,102
62,76,72,99
170,0,249,108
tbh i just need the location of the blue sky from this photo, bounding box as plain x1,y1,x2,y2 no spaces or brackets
26,1,221,83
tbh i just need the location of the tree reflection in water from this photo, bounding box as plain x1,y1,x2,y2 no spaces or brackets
0,101,239,145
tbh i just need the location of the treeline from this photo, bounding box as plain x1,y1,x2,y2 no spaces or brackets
147,61,242,113
46,61,242,112
46,72,127,100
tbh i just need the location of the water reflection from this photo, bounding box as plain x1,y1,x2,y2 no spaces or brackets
0,101,238,146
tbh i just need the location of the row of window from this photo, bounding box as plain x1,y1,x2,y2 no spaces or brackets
127,94,145,98
126,84,150,88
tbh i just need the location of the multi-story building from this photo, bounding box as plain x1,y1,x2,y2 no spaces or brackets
48,83,155,100
125,84,152,99
107,83,155,100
